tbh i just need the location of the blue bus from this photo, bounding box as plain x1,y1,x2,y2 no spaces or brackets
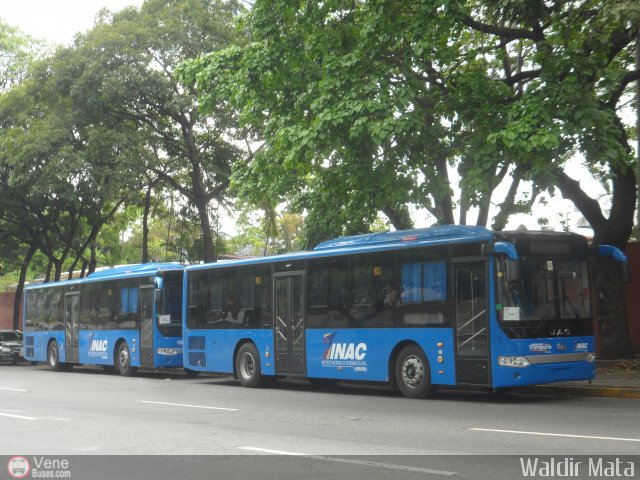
182,226,628,398
23,263,185,376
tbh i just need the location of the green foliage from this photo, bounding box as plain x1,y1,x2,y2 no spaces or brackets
0,19,44,92
184,0,638,249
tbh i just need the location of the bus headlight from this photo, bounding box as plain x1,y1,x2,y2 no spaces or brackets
498,356,531,368
586,352,596,363
157,348,182,356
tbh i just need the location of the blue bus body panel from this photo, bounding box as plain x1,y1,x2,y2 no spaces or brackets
305,328,456,385
184,328,456,385
490,335,595,388
184,330,275,375
155,334,184,368
79,330,140,366
25,331,65,363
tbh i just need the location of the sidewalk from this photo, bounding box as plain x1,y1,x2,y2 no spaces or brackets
515,359,640,399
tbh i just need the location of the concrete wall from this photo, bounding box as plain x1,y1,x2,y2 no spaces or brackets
0,292,18,330
624,242,640,355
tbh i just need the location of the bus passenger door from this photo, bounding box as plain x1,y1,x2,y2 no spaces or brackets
273,273,306,376
453,261,490,385
64,293,79,364
140,286,155,368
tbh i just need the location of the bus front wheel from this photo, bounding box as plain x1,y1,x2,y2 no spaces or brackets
47,341,61,372
116,342,137,377
394,345,432,399
236,343,264,388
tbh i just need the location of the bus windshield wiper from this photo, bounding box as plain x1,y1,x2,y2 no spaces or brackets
562,295,581,320
533,301,557,336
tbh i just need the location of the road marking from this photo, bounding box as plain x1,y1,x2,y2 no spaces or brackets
239,447,308,456
471,428,640,443
0,387,28,392
0,412,38,421
137,400,238,412
238,447,457,476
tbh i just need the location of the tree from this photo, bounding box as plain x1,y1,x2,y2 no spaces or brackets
0,19,43,92
71,0,248,262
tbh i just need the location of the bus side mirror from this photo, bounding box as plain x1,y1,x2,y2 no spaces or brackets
155,289,163,304
505,259,519,283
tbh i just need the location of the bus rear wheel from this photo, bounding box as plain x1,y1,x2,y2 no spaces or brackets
116,341,137,377
236,343,264,388
395,345,432,399
47,341,61,372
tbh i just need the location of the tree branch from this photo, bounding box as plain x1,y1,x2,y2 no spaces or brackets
606,69,640,108
459,14,544,42
553,169,607,232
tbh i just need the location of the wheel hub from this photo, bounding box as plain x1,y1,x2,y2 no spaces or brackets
402,355,424,388
240,353,254,379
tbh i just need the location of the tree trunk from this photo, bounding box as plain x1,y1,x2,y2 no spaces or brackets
382,205,414,231
80,260,88,279
67,255,82,281
88,241,97,275
53,259,64,282
13,245,36,331
195,197,216,262
592,256,633,358
142,184,152,263
44,260,53,283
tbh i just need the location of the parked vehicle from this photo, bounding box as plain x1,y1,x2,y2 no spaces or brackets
0,330,23,365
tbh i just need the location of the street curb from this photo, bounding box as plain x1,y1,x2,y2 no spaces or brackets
514,385,640,399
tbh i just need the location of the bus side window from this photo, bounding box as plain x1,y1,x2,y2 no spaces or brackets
349,253,396,327
238,265,272,329
186,270,207,329
307,258,349,328
398,248,448,327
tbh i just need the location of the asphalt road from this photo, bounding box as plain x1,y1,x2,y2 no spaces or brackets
1,364,639,479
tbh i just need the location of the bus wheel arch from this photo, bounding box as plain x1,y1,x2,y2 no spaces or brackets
234,341,265,388
389,342,433,399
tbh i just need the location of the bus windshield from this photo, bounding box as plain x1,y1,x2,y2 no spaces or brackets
156,271,183,337
496,257,592,338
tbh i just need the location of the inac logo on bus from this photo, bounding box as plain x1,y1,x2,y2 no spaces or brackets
321,332,368,372
88,339,109,359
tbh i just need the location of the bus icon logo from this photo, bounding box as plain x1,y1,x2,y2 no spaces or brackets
7,456,30,479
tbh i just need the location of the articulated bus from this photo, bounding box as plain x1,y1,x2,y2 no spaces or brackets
182,226,627,398
23,263,185,376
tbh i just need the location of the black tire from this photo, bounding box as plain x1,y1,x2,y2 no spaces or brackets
47,341,62,372
394,345,432,399
235,343,264,388
115,341,137,377
184,368,201,377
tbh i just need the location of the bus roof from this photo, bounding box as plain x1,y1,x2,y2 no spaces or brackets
24,262,184,291
186,225,496,273
86,263,183,279
314,225,494,250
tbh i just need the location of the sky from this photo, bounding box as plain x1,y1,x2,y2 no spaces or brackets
0,1,144,46
0,1,611,236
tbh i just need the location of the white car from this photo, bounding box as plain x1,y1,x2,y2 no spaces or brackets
0,330,23,365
